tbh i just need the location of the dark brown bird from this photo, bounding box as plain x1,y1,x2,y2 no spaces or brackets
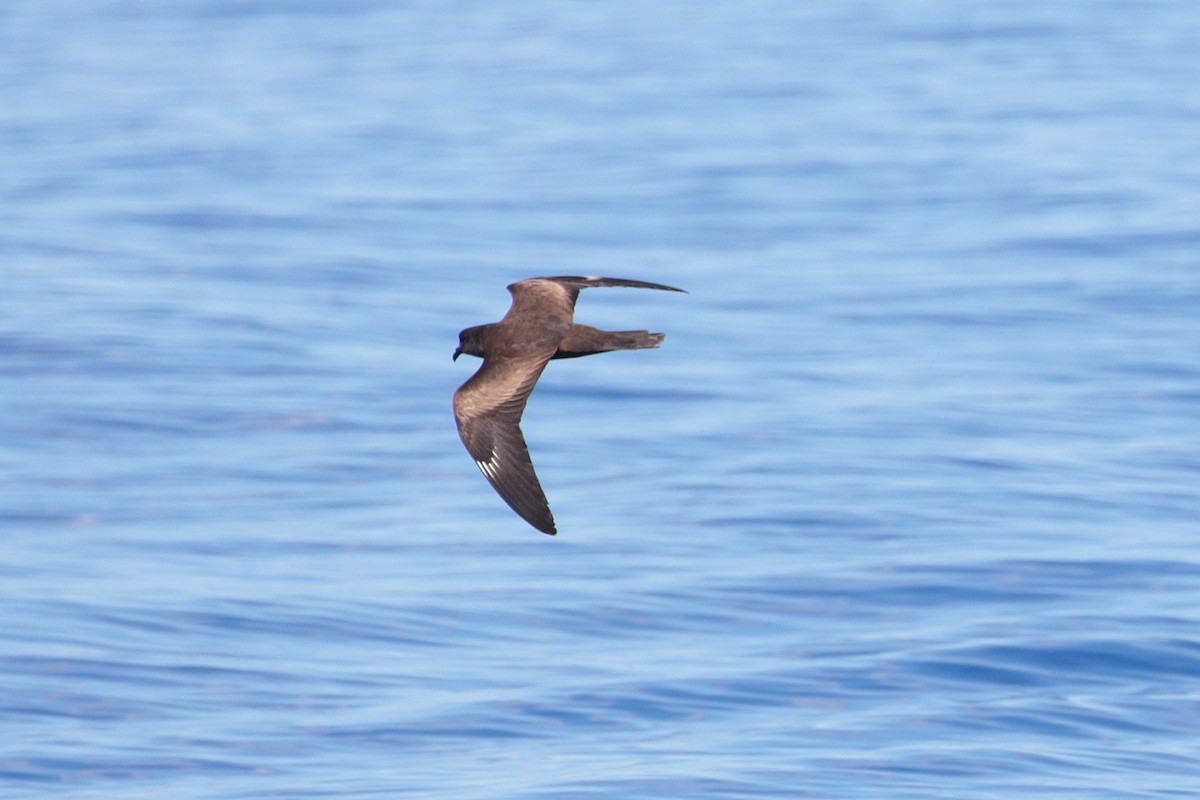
453,276,685,535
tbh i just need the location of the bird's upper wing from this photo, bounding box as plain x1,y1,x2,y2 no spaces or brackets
506,276,686,320
453,350,557,535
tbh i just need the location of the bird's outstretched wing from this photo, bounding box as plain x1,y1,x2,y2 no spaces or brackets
453,351,556,535
505,276,686,321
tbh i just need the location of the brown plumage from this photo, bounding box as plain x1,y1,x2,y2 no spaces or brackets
452,276,686,535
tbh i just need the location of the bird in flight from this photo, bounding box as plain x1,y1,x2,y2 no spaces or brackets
453,276,685,535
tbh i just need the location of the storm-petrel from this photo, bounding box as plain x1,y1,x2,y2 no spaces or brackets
453,276,685,535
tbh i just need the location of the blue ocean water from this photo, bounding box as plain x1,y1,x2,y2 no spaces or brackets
3,1,1200,798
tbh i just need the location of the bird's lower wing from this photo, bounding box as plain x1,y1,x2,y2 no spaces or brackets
453,354,556,535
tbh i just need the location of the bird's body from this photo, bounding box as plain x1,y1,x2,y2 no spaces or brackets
452,276,685,535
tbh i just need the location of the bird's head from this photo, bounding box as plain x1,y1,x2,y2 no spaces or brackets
453,325,487,361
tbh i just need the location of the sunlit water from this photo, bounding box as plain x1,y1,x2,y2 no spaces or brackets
4,2,1200,798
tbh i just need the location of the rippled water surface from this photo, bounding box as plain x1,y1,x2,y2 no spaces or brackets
4,2,1200,798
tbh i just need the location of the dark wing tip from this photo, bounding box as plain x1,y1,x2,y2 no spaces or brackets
473,452,558,535
484,463,556,535
458,410,558,536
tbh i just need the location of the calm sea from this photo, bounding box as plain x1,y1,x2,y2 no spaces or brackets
3,2,1200,798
